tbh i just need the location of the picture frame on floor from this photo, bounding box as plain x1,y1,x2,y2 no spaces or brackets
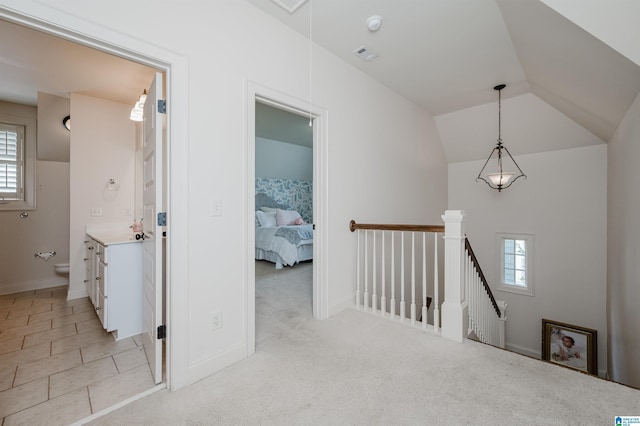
541,319,597,375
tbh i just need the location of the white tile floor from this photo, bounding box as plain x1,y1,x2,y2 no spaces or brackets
0,286,156,425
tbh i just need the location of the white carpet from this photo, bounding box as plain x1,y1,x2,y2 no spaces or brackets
88,261,639,425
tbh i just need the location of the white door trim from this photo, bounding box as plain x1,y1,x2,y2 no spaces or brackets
0,3,191,390
246,81,329,356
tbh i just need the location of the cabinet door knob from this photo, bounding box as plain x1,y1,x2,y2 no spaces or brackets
83,280,88,283
96,306,101,311
96,276,102,281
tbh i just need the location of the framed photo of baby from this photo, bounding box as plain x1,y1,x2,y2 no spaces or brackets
541,319,597,375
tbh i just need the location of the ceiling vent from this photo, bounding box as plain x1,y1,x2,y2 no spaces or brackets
270,0,309,14
353,45,378,62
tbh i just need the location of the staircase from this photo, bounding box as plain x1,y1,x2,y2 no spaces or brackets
350,210,506,347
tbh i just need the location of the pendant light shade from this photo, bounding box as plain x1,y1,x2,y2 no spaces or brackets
476,84,526,192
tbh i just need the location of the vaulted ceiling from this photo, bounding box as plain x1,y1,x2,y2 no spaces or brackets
1,1,639,163
246,0,640,152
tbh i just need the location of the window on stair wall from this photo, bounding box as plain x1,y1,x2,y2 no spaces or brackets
496,233,534,296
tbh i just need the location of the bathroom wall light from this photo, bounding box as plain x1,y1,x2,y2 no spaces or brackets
129,89,147,122
63,115,71,131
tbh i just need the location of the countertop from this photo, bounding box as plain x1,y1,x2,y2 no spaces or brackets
87,231,142,246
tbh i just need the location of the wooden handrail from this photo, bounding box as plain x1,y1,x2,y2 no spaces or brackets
464,238,501,318
349,220,444,233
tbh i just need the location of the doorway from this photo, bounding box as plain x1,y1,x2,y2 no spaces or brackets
254,101,314,345
246,82,329,356
0,4,188,417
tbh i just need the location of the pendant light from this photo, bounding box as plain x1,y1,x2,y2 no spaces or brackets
476,84,526,192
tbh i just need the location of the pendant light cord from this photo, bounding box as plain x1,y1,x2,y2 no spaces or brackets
308,0,313,127
497,87,502,144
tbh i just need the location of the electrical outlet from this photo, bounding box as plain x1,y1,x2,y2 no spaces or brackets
91,207,103,217
211,311,222,331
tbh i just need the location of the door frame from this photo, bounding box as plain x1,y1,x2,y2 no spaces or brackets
246,81,329,355
0,4,191,390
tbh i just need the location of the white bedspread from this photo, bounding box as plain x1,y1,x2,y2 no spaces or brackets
255,226,312,266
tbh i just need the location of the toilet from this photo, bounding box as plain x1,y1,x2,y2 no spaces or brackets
54,263,70,275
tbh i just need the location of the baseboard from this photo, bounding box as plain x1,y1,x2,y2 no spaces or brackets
188,342,246,385
0,276,68,296
507,343,608,378
506,342,540,359
329,295,353,316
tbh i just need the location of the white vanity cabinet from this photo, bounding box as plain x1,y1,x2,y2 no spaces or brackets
86,233,143,340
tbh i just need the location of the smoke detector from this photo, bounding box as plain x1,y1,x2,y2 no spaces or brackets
367,15,383,32
270,0,309,14
353,45,378,62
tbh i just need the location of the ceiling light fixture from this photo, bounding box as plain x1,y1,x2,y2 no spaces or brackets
62,115,71,131
476,84,526,192
129,89,147,122
367,15,383,32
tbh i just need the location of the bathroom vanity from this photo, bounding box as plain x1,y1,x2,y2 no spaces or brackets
84,231,143,340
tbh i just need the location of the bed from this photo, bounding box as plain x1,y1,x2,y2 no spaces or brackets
255,193,313,269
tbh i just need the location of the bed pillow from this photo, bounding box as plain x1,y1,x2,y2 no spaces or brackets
256,210,277,227
260,206,276,213
276,209,302,226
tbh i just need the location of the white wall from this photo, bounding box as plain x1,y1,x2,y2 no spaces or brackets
607,91,640,388
0,100,69,294
68,94,136,299
256,137,312,181
0,160,69,294
449,144,607,374
4,1,448,387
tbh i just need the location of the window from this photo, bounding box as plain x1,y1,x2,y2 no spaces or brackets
0,122,24,201
0,113,36,211
496,233,534,296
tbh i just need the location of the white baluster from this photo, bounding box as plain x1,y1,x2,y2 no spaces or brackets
356,230,361,309
421,232,427,330
390,232,396,318
400,232,406,322
364,230,369,311
381,231,386,316
433,233,439,331
411,232,416,325
372,230,377,313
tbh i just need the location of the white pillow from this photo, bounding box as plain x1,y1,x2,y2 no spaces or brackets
256,210,277,227
276,209,302,226
260,206,276,213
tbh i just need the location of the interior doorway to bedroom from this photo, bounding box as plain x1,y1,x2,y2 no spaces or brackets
254,101,314,347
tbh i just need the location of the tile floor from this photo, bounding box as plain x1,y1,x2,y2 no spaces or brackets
0,286,156,425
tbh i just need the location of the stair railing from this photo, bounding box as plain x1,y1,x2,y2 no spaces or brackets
464,237,507,348
349,220,444,332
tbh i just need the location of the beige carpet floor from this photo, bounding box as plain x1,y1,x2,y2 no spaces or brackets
87,261,639,425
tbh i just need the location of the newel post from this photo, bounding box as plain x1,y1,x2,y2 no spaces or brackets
440,210,468,343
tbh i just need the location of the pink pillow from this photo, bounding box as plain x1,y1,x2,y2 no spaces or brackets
276,209,302,226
